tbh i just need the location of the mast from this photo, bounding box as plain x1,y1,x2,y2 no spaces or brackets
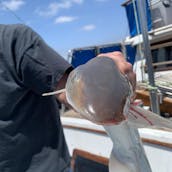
136,0,160,114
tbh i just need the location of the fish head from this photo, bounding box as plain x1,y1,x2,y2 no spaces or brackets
66,57,132,125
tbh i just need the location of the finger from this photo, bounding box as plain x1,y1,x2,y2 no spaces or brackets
115,62,132,75
122,62,133,74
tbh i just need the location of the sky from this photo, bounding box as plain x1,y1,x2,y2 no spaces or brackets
0,0,129,59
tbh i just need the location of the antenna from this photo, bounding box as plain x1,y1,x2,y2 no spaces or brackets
0,0,25,24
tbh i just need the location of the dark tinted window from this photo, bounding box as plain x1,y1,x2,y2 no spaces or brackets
151,46,172,71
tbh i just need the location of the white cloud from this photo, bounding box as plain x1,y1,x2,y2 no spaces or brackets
96,0,108,2
72,0,84,4
36,0,84,17
57,1,71,9
1,0,25,11
96,0,107,1
54,16,78,24
81,24,96,31
36,2,61,17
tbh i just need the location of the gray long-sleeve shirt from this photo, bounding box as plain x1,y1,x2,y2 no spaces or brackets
0,24,71,172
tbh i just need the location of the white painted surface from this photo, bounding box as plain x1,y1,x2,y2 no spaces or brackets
62,117,172,172
144,144,172,172
139,128,172,144
64,127,112,157
124,24,172,46
62,117,172,143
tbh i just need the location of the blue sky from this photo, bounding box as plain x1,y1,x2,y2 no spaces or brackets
0,0,129,59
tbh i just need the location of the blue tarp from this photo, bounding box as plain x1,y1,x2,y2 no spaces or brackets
124,0,152,37
99,45,121,54
71,49,96,68
71,44,136,68
71,44,122,68
125,45,136,65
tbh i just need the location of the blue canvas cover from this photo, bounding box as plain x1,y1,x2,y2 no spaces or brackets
99,44,121,54
71,48,96,68
124,0,152,37
71,44,122,68
125,45,136,65
70,44,136,68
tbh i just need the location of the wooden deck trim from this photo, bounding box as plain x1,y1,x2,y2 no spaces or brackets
63,124,172,149
142,138,172,149
71,148,109,170
136,89,172,114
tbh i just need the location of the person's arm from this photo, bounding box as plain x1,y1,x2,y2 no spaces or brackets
16,25,73,98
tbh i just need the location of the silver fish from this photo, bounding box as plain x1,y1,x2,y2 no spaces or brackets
65,57,172,172
41,56,172,172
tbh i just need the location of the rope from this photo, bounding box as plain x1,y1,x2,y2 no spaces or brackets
146,85,158,91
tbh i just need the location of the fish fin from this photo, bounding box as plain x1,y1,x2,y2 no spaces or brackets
128,105,172,129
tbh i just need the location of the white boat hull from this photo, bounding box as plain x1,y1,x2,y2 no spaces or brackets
62,117,172,172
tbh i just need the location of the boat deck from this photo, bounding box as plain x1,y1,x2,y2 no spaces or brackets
136,71,172,115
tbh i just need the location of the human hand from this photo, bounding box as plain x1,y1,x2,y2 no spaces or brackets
97,51,136,99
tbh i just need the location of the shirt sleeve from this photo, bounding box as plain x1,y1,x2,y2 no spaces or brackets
19,34,72,95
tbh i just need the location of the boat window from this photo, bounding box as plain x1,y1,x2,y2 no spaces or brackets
71,149,108,172
151,45,172,71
